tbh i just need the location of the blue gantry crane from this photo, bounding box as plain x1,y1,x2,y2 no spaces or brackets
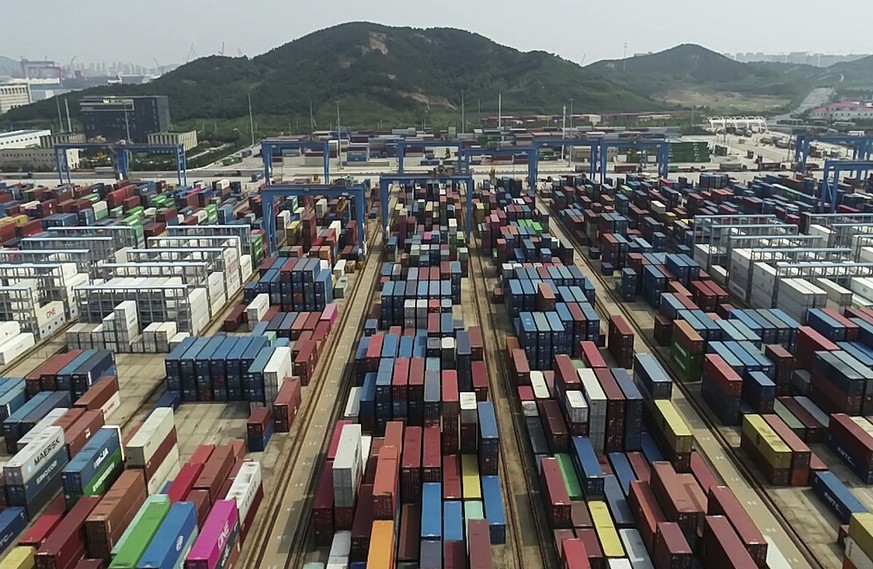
820,159,873,213
261,139,331,183
260,182,368,257
598,138,671,182
795,133,873,174
53,143,188,185
530,137,601,179
461,147,539,194
378,174,475,238
389,140,465,174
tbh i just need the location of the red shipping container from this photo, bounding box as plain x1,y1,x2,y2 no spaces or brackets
189,444,215,466
654,521,693,569
373,446,400,520
628,480,666,552
541,457,571,528
35,496,100,569
185,489,211,529
701,515,759,569
468,519,493,569
312,460,335,546
19,495,66,548
396,503,420,563
401,426,422,503
442,455,462,501
579,341,607,368
703,354,742,398
328,421,352,461
272,377,302,433
444,540,466,569
778,397,825,443
575,528,605,569
422,427,441,483
650,462,705,535
539,399,569,453
707,486,768,566
689,453,720,495
168,463,204,503
561,538,590,569
64,410,106,459
627,452,651,483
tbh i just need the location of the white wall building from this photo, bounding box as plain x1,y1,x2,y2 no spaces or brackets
0,82,32,115
147,130,199,151
810,102,873,121
0,148,80,170
0,129,51,149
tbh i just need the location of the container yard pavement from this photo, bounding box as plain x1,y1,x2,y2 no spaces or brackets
540,202,819,569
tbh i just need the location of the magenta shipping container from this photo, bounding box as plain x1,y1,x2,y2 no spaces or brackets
184,499,240,569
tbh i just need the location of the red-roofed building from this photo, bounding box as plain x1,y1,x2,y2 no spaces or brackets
810,101,873,120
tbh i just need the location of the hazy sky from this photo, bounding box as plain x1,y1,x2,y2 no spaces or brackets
3,0,873,66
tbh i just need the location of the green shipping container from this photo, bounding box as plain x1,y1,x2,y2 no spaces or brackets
463,500,484,528
773,400,805,438
670,340,703,382
64,448,123,508
556,453,583,500
108,496,171,568
110,495,170,559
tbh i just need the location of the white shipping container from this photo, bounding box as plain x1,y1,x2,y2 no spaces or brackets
101,391,122,420
531,371,549,400
578,369,607,416
226,461,263,525
126,408,176,467
147,454,181,495
459,392,478,424
328,531,352,559
15,408,68,451
37,301,65,326
845,538,873,569
246,294,270,327
4,426,65,485
565,391,589,424
619,528,654,569
607,560,633,569
0,333,35,365
0,321,21,343
344,387,361,420
521,401,539,417
333,424,363,508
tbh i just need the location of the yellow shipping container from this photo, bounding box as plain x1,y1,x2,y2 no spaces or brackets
742,414,792,469
589,501,625,558
12,215,29,226
850,513,873,562
461,454,482,500
0,547,35,569
367,520,395,569
654,400,693,454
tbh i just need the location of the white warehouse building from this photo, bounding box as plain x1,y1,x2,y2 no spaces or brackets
147,130,199,151
0,148,80,171
0,82,32,115
0,129,51,149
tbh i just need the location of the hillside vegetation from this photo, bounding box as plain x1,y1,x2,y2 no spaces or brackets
0,23,663,130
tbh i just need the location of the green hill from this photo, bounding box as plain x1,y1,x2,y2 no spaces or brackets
585,44,802,99
0,23,665,131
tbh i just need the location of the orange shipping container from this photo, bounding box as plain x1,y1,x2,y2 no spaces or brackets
367,519,395,569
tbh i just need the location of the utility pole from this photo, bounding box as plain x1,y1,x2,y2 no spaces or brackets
623,43,628,73
64,98,72,134
336,101,342,171
562,105,567,162
498,93,502,130
570,98,574,130
461,90,465,133
309,101,315,132
247,92,255,147
55,97,64,133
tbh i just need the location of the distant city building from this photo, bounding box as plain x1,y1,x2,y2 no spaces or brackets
0,129,50,149
0,148,79,171
147,130,199,151
810,102,873,121
0,82,32,115
39,132,86,148
80,95,171,142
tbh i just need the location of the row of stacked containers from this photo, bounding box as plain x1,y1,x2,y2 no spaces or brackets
549,171,873,568
467,177,783,569
0,177,368,568
306,182,505,569
0,349,265,569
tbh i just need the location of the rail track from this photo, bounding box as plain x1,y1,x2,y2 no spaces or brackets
543,199,823,569
468,227,557,569
243,206,387,569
